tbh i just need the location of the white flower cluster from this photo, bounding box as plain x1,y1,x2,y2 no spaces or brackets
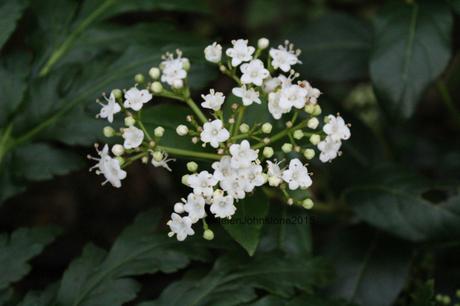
90,37,352,242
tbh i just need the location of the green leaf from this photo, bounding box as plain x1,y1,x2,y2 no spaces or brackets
370,1,453,118
0,227,61,290
345,166,460,242
139,252,333,306
409,280,435,306
322,226,412,306
18,284,58,306
222,190,269,256
55,209,208,306
0,0,29,49
289,12,372,81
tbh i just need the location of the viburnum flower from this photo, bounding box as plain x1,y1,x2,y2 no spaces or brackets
123,87,152,111
240,164,266,192
183,193,206,222
89,145,126,188
212,156,235,181
201,89,225,111
151,152,175,171
220,176,247,199
167,213,195,241
200,119,230,148
323,115,351,142
188,171,218,197
122,126,144,149
268,91,291,119
240,59,269,86
229,140,258,169
232,85,261,106
263,77,281,93
269,41,301,72
282,159,312,190
98,93,121,123
267,160,283,187
279,84,308,109
204,42,222,63
226,39,255,66
317,136,342,163
210,191,236,218
160,51,188,87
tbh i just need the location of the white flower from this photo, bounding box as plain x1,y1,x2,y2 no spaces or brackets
220,177,247,199
98,93,121,123
279,84,308,109
200,119,230,148
201,89,225,111
122,126,144,149
240,163,265,192
167,213,195,241
89,145,127,188
262,77,281,93
323,115,351,142
301,81,321,104
160,51,188,86
268,91,291,119
267,160,283,187
269,42,301,72
240,59,269,86
318,136,342,163
151,152,175,171
226,39,255,67
282,158,312,190
188,171,218,197
183,193,206,222
229,140,258,169
212,156,235,181
204,42,222,63
210,193,236,218
232,85,261,106
123,87,152,111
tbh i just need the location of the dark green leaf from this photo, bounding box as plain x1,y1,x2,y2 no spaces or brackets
18,284,58,306
222,190,269,256
322,226,412,306
0,227,61,290
409,280,435,306
289,12,372,81
370,1,452,118
0,0,29,49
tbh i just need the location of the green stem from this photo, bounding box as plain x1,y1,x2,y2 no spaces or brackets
39,0,117,77
253,120,308,149
436,80,460,128
184,97,207,124
0,124,13,167
157,145,221,160
233,106,246,136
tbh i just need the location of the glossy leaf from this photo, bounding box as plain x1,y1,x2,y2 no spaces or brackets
0,0,29,49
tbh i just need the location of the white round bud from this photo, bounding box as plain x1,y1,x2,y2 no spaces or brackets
154,126,165,137
149,67,160,80
313,105,322,116
239,123,250,133
302,199,314,209
176,124,189,136
181,174,189,185
134,74,145,84
174,202,185,213
182,58,191,71
293,130,304,140
287,198,294,205
281,143,293,153
263,146,274,158
187,161,198,172
304,104,315,114
286,121,293,128
111,89,122,100
111,144,124,156
257,37,269,49
261,123,272,134
152,151,163,162
141,156,149,164
151,81,163,93
172,79,184,89
309,134,321,145
307,117,319,129
124,116,135,127
303,149,315,160
103,126,115,137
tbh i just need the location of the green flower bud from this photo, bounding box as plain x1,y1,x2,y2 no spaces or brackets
203,229,214,240
263,146,274,158
154,126,165,137
261,122,272,134
152,151,163,162
134,73,145,84
287,198,294,205
304,104,315,114
282,143,293,153
309,134,321,145
151,81,163,93
111,144,124,156
182,58,191,71
111,89,123,100
103,126,115,137
302,199,314,209
257,37,269,49
313,104,322,116
176,124,189,136
239,123,250,133
307,117,319,129
116,156,125,165
149,67,160,80
293,130,304,140
124,116,135,127
181,174,190,185
187,161,198,172
303,149,315,160
443,296,451,305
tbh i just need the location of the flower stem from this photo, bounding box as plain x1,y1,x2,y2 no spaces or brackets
157,145,221,160
184,97,207,124
0,124,13,167
233,106,246,136
253,120,308,149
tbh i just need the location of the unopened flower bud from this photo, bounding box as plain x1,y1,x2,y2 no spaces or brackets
294,146,301,152
307,117,319,129
287,198,294,205
313,105,322,116
149,67,160,80
302,199,314,209
151,81,163,93
181,174,189,185
268,176,282,187
293,130,304,140
263,146,274,158
111,89,122,100
134,73,145,84
174,202,184,213
187,161,198,172
111,144,124,156
103,126,115,137
304,104,315,114
203,229,214,240
286,121,293,128
154,126,165,137
258,37,269,49
228,117,235,124
176,124,189,136
124,116,135,127
261,122,272,134
141,156,149,164
172,79,183,89
152,151,163,162
263,137,270,144
309,134,321,145
192,137,199,144
282,143,293,153
239,123,250,133
219,65,226,72
303,149,315,160
116,156,125,165
182,58,191,71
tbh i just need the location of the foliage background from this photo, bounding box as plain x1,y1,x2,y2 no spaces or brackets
0,0,460,305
